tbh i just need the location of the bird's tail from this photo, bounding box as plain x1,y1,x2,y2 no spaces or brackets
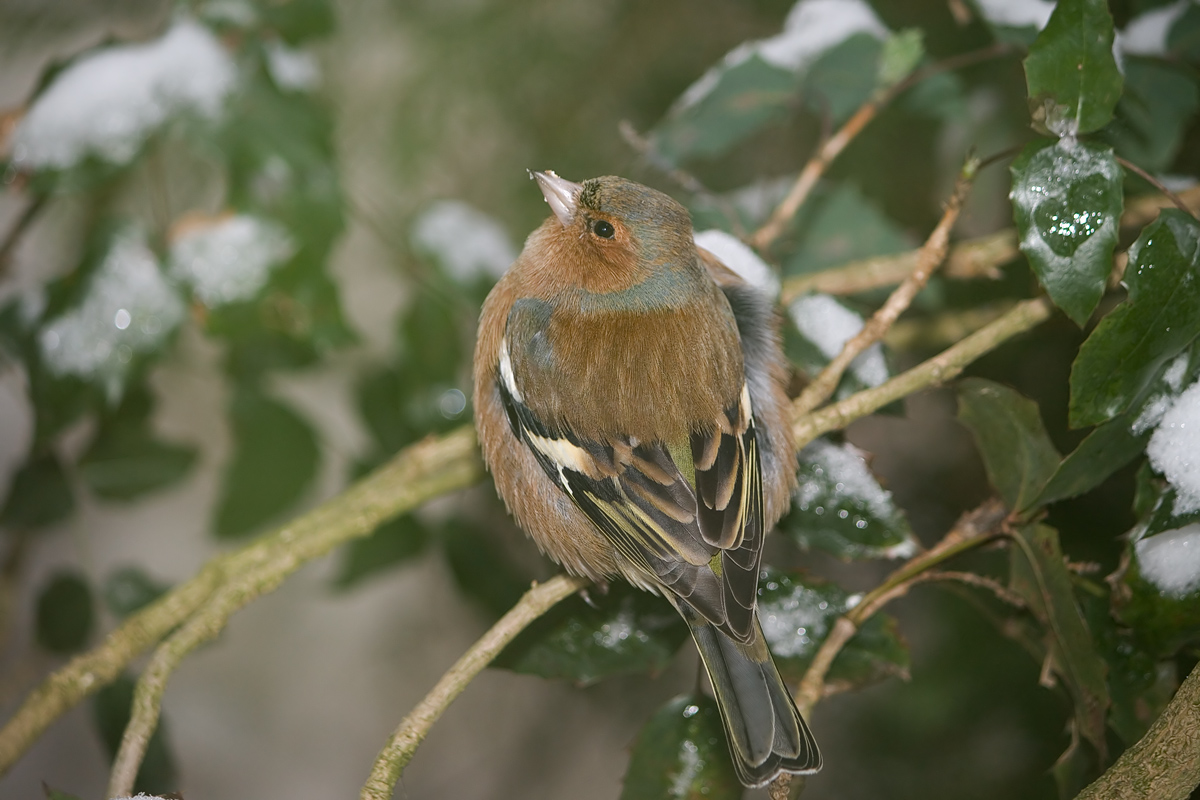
685,607,821,787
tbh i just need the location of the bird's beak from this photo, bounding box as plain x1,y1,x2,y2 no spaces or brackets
532,170,582,227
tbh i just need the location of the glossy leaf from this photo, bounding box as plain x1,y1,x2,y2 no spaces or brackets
36,572,94,654
1010,139,1122,326
784,181,914,277
78,386,196,501
213,387,320,538
1106,57,1200,174
758,568,909,688
780,439,918,561
104,567,171,619
802,34,882,124
494,582,688,685
1069,210,1200,427
1023,0,1123,136
94,674,177,795
649,54,797,166
0,452,74,530
1008,525,1110,758
334,513,428,589
1031,415,1150,508
957,378,1060,513
620,694,741,800
441,519,534,620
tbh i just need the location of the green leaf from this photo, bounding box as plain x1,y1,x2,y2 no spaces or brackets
620,694,742,800
1032,415,1150,507
93,674,177,795
0,452,74,530
36,572,94,654
785,294,892,401
1105,57,1200,174
779,439,918,561
494,583,688,685
1008,525,1110,758
213,387,320,538
334,513,428,589
1120,532,1200,656
441,519,534,620
78,385,197,501
1023,0,1123,136
783,182,914,276
956,378,1060,512
1168,4,1200,62
260,0,336,43
802,34,882,124
104,567,170,620
877,28,924,90
758,568,909,688
1010,139,1123,326
649,54,797,166
1069,210,1200,428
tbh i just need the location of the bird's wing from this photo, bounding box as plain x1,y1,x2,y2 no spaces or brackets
496,345,763,643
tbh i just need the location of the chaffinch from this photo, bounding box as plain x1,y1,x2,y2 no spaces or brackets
473,171,821,786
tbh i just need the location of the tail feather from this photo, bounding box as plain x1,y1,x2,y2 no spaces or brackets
687,608,821,787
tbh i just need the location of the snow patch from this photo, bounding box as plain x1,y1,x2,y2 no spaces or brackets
972,0,1054,30
39,230,184,394
695,229,780,297
679,0,887,108
1136,524,1200,598
788,293,888,387
411,200,516,283
12,19,236,170
1119,1,1191,57
170,214,294,306
795,439,895,521
265,40,321,91
1147,378,1200,515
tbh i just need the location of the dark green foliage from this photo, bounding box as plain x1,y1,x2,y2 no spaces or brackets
0,452,74,530
620,695,742,800
104,567,171,620
35,572,93,654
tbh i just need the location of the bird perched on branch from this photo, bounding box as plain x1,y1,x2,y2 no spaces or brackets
473,171,820,787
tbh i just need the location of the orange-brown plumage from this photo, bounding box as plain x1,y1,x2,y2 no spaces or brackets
472,171,819,786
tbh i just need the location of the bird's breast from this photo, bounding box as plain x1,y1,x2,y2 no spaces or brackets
506,290,744,443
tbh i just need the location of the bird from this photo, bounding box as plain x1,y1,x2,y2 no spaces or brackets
472,170,821,787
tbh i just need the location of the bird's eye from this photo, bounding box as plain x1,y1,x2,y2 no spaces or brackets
591,219,615,239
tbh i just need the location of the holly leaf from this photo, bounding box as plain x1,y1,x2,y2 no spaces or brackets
213,387,319,538
1008,525,1110,759
620,694,742,800
494,583,688,685
1023,0,1123,136
957,378,1060,513
1010,139,1122,326
779,439,918,561
1032,414,1150,508
36,571,93,654
758,568,908,689
0,452,74,530
1069,210,1200,428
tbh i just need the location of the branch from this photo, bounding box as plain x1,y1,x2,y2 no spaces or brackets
792,296,1054,449
749,43,1014,251
769,498,1010,799
0,427,483,777
780,184,1200,300
1074,661,1200,800
792,159,977,417
360,574,589,800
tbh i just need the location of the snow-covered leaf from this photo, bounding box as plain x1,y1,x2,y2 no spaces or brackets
1010,139,1122,326
787,294,890,399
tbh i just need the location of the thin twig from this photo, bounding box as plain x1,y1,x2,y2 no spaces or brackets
0,195,46,276
792,296,1054,449
779,184,1200,300
750,43,1014,251
792,159,978,417
1115,155,1199,221
360,574,589,800
770,498,1010,798
914,569,1026,608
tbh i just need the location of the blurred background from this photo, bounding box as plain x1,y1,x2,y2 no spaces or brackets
1,0,1196,798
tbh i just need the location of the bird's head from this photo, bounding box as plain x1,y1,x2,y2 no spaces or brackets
526,171,699,301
